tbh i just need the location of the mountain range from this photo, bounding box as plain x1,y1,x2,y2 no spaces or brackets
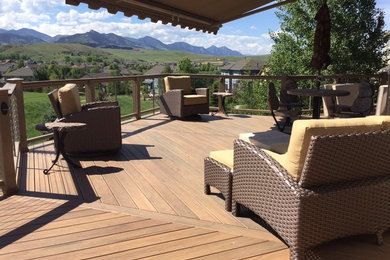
0,28,242,56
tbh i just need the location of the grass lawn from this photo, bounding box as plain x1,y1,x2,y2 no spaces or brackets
23,91,156,139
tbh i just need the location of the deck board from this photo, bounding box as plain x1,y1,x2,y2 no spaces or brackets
2,113,390,259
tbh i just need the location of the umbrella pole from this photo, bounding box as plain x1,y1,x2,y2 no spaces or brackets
316,69,322,90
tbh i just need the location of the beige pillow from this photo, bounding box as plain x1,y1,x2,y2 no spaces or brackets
164,76,192,95
58,83,81,116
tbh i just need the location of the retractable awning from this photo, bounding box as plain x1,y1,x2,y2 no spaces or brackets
66,0,296,34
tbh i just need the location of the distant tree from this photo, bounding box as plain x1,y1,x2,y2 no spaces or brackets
177,57,198,73
162,64,172,73
17,59,24,69
64,56,71,63
266,0,386,76
90,66,101,73
33,66,50,81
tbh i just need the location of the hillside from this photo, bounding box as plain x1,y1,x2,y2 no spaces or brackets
0,43,269,63
0,43,112,61
0,28,243,56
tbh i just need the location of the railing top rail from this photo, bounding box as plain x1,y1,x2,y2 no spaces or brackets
1,83,16,95
19,72,387,90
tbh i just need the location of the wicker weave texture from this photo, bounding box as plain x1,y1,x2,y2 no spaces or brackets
232,138,390,260
300,130,390,187
160,88,209,118
204,157,233,211
60,105,122,154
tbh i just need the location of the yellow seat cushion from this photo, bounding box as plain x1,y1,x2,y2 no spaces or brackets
285,116,390,180
209,149,233,169
183,95,207,106
164,76,192,95
58,83,81,116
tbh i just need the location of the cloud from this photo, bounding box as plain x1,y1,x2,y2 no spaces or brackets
56,9,113,25
261,33,271,39
250,26,256,30
21,0,64,13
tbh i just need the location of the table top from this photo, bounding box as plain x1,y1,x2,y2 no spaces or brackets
287,89,350,97
213,92,233,97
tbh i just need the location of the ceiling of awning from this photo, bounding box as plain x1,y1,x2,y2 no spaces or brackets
65,0,296,34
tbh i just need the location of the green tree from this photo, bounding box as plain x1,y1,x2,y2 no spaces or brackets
177,57,198,73
33,66,50,81
162,64,173,73
17,59,24,69
267,0,386,76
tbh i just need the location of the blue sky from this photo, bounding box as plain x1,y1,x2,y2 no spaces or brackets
0,0,389,55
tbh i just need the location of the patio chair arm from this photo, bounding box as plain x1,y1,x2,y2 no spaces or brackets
81,101,118,110
233,139,303,194
195,88,209,96
160,89,184,117
60,106,120,125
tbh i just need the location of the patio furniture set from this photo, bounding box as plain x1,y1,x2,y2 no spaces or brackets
204,116,390,259
40,77,390,259
202,79,390,259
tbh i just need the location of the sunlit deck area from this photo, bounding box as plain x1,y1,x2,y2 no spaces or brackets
1,113,390,259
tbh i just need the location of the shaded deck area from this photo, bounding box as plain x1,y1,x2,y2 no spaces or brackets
2,113,390,259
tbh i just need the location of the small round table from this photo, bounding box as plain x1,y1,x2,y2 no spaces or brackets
287,89,350,119
212,92,233,116
36,122,87,174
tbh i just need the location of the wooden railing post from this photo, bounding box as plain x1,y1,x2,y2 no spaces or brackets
0,89,18,194
85,80,96,103
8,78,28,152
132,78,141,120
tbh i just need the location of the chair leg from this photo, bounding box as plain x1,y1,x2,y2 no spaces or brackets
376,229,385,245
271,111,282,131
232,200,240,216
204,184,211,194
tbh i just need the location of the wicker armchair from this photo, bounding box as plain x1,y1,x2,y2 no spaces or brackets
322,82,373,118
160,76,209,118
48,84,122,155
232,117,390,260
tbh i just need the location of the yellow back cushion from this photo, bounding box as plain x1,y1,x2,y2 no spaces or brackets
58,83,81,116
164,76,192,95
285,116,390,179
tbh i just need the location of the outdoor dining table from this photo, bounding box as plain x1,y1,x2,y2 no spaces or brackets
287,88,350,119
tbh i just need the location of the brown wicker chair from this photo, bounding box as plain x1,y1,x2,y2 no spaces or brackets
160,76,209,118
48,84,122,155
268,82,301,132
322,82,373,118
232,117,390,260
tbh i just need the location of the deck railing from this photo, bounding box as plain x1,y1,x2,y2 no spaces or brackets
0,72,388,195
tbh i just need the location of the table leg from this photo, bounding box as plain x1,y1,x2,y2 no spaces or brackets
312,96,321,119
219,96,229,117
43,131,81,175
43,131,61,175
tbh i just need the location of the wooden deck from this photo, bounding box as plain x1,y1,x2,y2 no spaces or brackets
2,113,390,259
